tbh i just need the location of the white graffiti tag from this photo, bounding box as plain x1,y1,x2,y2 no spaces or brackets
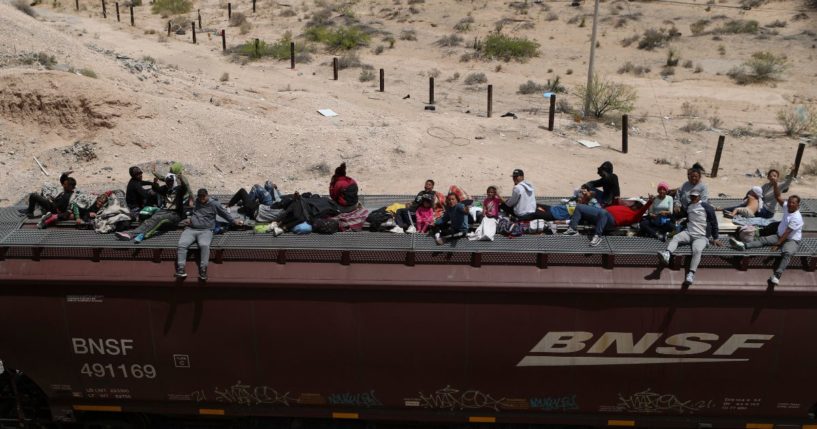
418,385,511,411
617,389,714,414
211,381,295,406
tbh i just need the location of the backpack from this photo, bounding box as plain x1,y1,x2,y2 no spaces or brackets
256,205,282,223
313,218,339,234
292,222,312,235
336,206,369,232
366,207,393,231
497,217,523,237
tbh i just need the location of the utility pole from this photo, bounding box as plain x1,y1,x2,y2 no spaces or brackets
583,0,601,118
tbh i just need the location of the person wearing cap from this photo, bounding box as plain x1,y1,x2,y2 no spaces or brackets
176,188,243,281
502,169,539,220
658,189,721,285
723,186,763,218
586,161,620,207
116,173,187,244
125,166,158,218
670,163,709,218
639,182,674,241
731,195,803,286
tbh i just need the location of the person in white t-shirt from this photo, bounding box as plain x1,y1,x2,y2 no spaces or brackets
730,195,803,285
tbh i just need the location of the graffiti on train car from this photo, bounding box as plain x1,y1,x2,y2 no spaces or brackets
413,385,511,411
327,390,383,407
190,381,296,406
616,389,715,414
529,394,579,411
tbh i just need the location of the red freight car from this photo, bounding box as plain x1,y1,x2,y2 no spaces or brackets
1,210,817,428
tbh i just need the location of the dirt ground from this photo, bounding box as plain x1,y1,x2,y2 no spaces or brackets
0,0,815,205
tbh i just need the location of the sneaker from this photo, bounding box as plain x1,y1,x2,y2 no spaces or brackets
547,222,558,235
17,208,32,217
406,226,417,234
434,232,444,245
563,228,579,236
115,231,132,241
729,237,746,251
37,212,51,229
271,227,284,236
134,233,145,244
175,267,187,278
199,267,208,281
769,273,780,285
389,225,404,234
658,250,670,266
589,235,603,247
685,271,695,285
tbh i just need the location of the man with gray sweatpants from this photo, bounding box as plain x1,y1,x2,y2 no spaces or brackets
176,188,243,281
658,190,721,285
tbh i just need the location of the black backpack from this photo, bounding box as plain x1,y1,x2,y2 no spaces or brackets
313,218,339,234
366,207,392,231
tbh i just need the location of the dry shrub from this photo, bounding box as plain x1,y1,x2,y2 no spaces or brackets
777,105,817,136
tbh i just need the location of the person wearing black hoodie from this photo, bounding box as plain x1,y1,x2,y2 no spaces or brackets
125,166,157,217
587,161,620,207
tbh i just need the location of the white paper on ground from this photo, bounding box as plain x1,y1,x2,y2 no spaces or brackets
318,109,338,117
576,139,600,148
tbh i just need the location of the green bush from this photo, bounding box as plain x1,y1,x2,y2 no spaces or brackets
576,75,637,118
481,33,539,62
714,19,758,34
78,68,98,78
151,0,191,15
235,33,314,62
305,25,370,51
727,51,787,84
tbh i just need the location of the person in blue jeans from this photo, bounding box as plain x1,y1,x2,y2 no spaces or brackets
562,204,615,247
434,193,470,245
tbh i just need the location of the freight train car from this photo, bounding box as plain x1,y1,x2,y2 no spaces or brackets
1,205,817,429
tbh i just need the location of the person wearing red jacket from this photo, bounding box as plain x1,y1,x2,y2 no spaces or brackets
564,197,653,247
329,163,359,210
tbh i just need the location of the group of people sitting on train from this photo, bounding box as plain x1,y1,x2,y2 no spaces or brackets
17,160,804,285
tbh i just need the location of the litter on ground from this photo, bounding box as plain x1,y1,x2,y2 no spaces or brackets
318,109,338,117
576,139,600,148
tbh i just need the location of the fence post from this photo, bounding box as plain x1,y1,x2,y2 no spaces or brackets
487,84,493,118
101,0,106,18
429,77,434,105
129,5,133,25
252,0,256,13
711,135,725,178
548,94,555,131
197,9,201,29
227,2,231,19
622,114,629,154
290,42,295,69
167,21,171,36
254,38,259,56
221,29,226,51
192,22,197,44
333,57,338,80
76,0,79,11
379,68,384,92
792,142,806,177
115,2,119,21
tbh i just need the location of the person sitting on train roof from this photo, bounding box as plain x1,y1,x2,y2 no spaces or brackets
20,171,75,219
434,193,470,245
730,195,803,286
501,169,544,221
414,195,435,234
329,162,359,212
586,161,620,207
71,192,112,228
176,188,243,281
393,179,444,232
115,173,188,244
226,180,281,218
548,184,600,223
722,186,762,219
34,174,78,229
669,163,708,219
758,168,792,219
658,189,721,286
483,185,502,219
561,197,651,247
152,161,193,208
639,182,674,241
126,166,157,219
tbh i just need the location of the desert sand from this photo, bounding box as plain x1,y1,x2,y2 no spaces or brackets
0,0,815,204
